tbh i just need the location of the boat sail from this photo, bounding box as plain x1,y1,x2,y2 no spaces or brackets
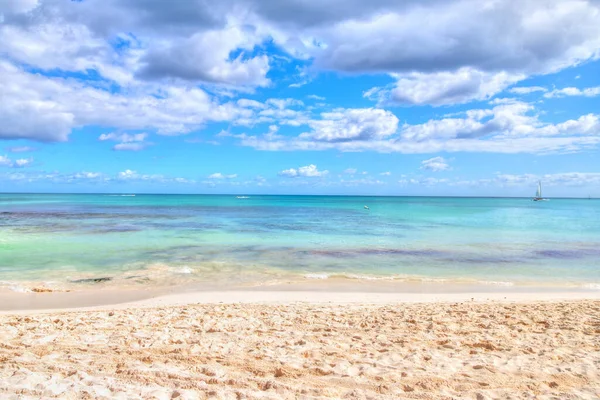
533,181,546,201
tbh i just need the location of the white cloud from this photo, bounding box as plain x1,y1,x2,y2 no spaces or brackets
0,60,245,142
398,177,450,186
401,101,600,141
99,132,148,142
279,164,328,177
99,132,150,151
310,0,600,105
6,146,36,153
114,169,194,184
13,158,33,168
118,169,138,179
237,99,266,109
368,69,523,106
396,172,600,188
234,98,600,154
307,95,325,101
301,108,399,142
380,171,391,176
421,157,450,172
2,169,194,185
339,178,385,186
343,168,357,174
266,98,304,109
0,156,12,167
138,26,270,87
544,86,600,98
72,172,103,179
0,155,33,168
208,173,238,179
113,143,148,151
509,86,548,94
2,0,600,161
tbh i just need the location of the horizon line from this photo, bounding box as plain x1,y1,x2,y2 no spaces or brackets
0,192,596,200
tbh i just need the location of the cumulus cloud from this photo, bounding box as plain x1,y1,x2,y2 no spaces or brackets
0,155,33,168
233,99,600,154
112,143,148,151
0,156,12,167
13,158,33,168
398,177,450,186
118,169,138,180
2,0,600,113
6,146,36,153
421,157,450,172
509,86,548,94
1,0,600,161
0,60,245,142
339,178,385,186
367,69,523,106
380,171,391,176
137,26,270,87
114,169,194,184
99,132,148,142
300,108,399,142
208,173,238,179
279,164,328,177
343,168,358,174
315,1,600,105
99,132,150,151
544,86,600,98
2,169,194,185
397,172,600,189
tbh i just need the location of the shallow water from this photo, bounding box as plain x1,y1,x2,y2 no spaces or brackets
1,194,599,291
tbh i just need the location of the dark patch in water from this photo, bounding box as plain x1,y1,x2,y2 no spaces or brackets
0,211,176,221
71,277,112,284
535,248,600,259
305,248,448,258
442,256,515,264
88,226,142,234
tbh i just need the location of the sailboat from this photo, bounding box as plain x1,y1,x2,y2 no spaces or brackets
532,181,547,201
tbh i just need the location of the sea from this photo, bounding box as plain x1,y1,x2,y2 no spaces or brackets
1,193,599,292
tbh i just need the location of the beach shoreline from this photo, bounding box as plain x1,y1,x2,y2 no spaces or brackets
2,284,600,314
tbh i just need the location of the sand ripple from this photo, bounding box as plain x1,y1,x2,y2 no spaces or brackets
1,300,599,399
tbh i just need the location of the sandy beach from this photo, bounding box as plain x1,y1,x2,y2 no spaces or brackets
1,292,599,399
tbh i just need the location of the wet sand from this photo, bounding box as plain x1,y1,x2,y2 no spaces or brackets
1,293,599,399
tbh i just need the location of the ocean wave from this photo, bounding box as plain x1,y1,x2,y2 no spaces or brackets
478,280,515,286
304,273,329,280
302,273,448,282
0,282,32,293
581,283,600,290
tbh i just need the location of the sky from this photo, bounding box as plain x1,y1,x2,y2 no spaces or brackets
1,0,600,197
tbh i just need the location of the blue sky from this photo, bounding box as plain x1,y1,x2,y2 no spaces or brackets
1,0,600,196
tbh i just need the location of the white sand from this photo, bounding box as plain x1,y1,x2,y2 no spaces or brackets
1,291,599,399
2,289,600,314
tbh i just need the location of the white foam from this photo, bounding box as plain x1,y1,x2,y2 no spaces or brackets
344,274,393,281
0,281,32,293
581,283,600,290
478,280,515,287
304,273,329,280
177,267,193,274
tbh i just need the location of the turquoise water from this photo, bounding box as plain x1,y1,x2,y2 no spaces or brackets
1,194,599,291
